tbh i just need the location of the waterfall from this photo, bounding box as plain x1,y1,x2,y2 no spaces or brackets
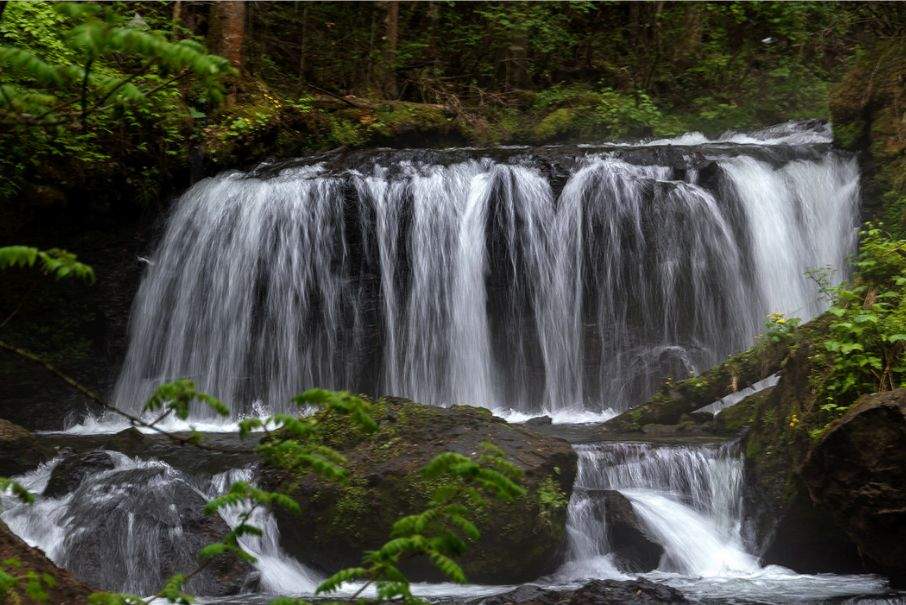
112,125,859,420
557,442,890,602
560,442,754,579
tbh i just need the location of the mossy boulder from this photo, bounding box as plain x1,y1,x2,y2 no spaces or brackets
262,397,577,584
603,335,794,433
799,389,906,586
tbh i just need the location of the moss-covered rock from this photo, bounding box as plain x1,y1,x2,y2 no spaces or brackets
830,39,906,233
800,389,906,586
603,336,793,433
262,396,577,584
0,520,93,604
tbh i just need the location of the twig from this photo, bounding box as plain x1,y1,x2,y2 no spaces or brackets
0,339,252,454
301,81,371,109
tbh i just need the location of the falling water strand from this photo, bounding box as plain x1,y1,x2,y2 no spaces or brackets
561,443,757,579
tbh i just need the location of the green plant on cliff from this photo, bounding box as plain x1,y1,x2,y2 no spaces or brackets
811,226,906,423
765,312,801,344
536,475,568,528
0,246,94,283
317,443,526,603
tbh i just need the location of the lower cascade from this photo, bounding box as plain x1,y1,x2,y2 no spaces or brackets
1,455,321,597
557,443,889,602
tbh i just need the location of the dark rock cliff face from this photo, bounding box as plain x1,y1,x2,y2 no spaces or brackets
830,38,905,229
0,201,157,430
262,397,577,584
800,389,906,586
752,390,906,586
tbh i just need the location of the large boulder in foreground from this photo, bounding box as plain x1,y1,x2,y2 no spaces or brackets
0,519,93,604
264,397,577,584
736,354,905,584
0,418,53,476
800,389,906,586
58,463,255,596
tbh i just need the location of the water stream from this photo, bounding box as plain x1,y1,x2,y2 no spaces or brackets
555,443,890,603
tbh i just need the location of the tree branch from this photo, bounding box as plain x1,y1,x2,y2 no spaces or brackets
0,339,252,454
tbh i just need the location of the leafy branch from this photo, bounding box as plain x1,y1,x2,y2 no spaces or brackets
0,2,234,129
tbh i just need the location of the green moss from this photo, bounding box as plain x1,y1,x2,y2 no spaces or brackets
536,476,568,530
533,107,585,141
327,479,371,535
328,116,365,146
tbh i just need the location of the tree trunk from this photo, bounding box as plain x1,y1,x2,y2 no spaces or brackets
209,0,245,106
382,0,399,98
172,0,182,27
298,3,310,80
216,0,246,70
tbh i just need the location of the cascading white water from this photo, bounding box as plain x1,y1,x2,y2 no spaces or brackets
209,468,323,594
111,125,859,421
558,443,889,603
0,455,320,597
561,442,752,578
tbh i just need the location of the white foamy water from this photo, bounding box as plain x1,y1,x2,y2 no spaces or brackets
640,120,835,147
1,455,320,596
554,443,890,603
208,468,323,594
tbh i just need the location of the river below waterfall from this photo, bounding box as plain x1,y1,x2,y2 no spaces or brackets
5,122,902,603
2,433,897,603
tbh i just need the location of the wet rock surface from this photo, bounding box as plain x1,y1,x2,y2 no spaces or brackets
800,389,906,587
43,449,115,498
470,578,688,604
0,418,53,476
36,428,259,476
58,465,255,596
595,490,663,572
262,397,577,584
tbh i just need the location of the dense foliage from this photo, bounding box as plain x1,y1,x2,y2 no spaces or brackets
1,1,902,214
809,226,906,427
0,1,231,206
